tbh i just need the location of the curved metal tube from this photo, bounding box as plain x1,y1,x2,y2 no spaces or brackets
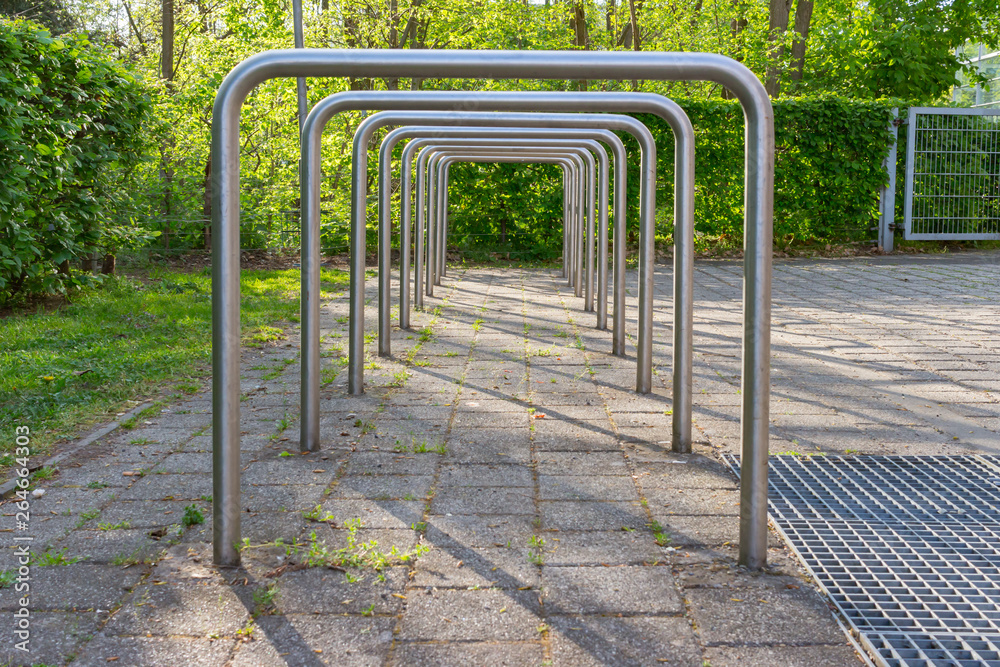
214,50,772,570
423,144,597,302
421,145,598,306
385,126,623,339
347,110,656,402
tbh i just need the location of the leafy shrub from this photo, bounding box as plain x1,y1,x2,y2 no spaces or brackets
0,18,152,303
443,97,900,256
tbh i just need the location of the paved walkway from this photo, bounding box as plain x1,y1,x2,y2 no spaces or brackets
3,253,999,666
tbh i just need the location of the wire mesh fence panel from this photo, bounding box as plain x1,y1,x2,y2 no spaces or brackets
903,107,1000,240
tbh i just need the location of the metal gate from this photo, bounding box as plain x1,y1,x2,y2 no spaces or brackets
903,107,1000,240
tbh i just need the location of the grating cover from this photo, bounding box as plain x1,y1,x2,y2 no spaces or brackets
725,454,1000,667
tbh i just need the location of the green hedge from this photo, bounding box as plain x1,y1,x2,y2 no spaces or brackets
0,19,152,303
444,97,900,256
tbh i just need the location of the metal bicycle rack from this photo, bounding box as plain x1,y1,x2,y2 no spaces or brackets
298,90,693,460
421,142,601,308
214,50,773,570
410,138,586,304
422,147,594,321
384,134,597,315
421,145,590,298
397,130,626,335
345,110,656,394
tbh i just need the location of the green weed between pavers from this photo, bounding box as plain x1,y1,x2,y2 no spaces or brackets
0,267,349,473
34,548,81,567
241,518,429,573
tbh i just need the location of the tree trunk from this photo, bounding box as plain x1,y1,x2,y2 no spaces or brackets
203,153,212,250
161,0,173,80
101,254,116,275
386,0,399,90
789,0,814,83
571,2,588,90
765,0,792,97
627,0,641,89
161,0,174,251
606,0,615,35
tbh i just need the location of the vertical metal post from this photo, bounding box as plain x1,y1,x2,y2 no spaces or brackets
903,107,918,242
879,108,899,253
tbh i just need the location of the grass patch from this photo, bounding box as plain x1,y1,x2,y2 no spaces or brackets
0,267,348,474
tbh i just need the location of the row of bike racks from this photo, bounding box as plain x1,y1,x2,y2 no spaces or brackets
212,50,774,570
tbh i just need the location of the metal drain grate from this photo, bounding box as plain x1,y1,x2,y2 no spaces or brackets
725,454,1000,667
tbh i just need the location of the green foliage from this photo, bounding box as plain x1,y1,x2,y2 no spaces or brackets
802,0,1000,100
444,97,899,254
634,97,900,247
445,162,564,261
0,19,153,303
182,504,205,527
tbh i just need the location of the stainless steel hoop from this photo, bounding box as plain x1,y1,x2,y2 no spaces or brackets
213,50,773,570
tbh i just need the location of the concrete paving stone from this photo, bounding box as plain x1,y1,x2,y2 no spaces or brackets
525,391,606,407
542,564,683,614
613,413,675,429
438,463,534,488
702,645,864,666
344,451,440,476
111,426,197,447
243,484,328,512
548,615,702,667
71,636,236,667
535,452,629,476
148,543,226,584
0,563,143,611
431,486,536,515
531,419,617,441
544,530,666,566
444,439,533,464
328,474,434,501
242,459,337,487
538,475,640,502
0,515,78,554
158,451,214,473
192,511,307,545
377,405,454,422
305,525,422,555
58,526,167,564
97,441,176,462
0,610,103,667
398,589,542,641
633,459,738,490
412,544,540,589
448,428,533,449
452,411,528,429
24,485,117,515
317,499,425,530
536,405,609,420
455,398,530,412
93,499,196,529
540,500,648,532
118,472,212,501
646,514,779,549
425,514,536,549
616,427,678,448
54,460,143,487
534,436,623,453
687,585,846,646
229,614,395,666
104,581,251,637
390,641,545,667
644,488,740,516
273,567,407,614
